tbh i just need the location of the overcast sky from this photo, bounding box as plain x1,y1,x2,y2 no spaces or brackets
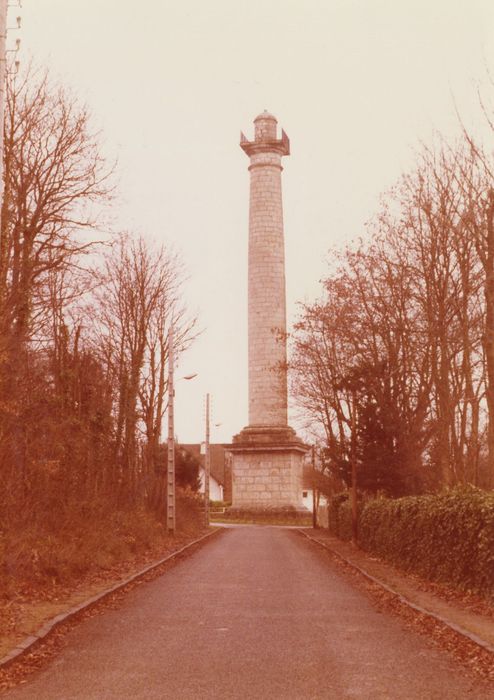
18,1,494,444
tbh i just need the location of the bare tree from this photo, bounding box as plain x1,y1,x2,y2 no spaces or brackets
291,138,492,494
0,65,113,497
95,235,196,506
449,136,494,488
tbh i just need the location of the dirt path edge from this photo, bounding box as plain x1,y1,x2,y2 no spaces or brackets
0,528,224,670
297,528,494,655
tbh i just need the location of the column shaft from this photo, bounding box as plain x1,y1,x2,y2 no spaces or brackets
248,153,288,427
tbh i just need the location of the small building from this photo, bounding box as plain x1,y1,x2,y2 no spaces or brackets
198,467,223,502
301,487,329,515
301,464,331,527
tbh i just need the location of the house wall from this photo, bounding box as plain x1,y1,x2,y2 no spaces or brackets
198,468,224,501
302,489,328,514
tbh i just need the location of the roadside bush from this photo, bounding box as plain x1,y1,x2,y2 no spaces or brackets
327,492,366,541
0,488,207,597
210,500,231,508
327,492,352,540
357,487,494,598
176,490,205,534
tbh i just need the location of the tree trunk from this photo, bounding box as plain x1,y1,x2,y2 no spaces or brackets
484,190,494,489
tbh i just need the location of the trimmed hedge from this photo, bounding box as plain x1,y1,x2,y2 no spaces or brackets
328,487,494,598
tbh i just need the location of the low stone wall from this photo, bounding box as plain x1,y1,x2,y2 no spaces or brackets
212,506,312,526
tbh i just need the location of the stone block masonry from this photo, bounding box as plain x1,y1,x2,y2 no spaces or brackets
232,449,304,510
229,111,309,515
246,130,288,427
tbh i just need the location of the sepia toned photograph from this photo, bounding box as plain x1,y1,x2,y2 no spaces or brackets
0,1,494,697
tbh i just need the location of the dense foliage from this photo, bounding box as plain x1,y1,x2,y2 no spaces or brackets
327,488,494,597
175,446,201,492
327,492,353,541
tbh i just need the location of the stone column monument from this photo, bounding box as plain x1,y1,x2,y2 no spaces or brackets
229,111,308,517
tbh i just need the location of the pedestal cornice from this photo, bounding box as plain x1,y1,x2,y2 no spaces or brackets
229,425,309,455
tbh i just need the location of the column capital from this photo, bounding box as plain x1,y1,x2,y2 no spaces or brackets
240,111,290,158
240,135,290,158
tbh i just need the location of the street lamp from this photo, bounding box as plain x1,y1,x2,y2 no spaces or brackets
166,324,197,534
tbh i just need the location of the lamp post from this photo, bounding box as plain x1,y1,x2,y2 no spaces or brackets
166,324,197,534
204,393,211,525
203,394,222,525
166,326,176,533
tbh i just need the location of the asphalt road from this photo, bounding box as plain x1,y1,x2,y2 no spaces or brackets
4,526,493,699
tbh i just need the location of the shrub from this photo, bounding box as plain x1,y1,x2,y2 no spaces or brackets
0,488,206,596
357,487,494,598
327,492,352,541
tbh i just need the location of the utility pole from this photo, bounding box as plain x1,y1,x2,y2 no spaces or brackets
311,445,319,529
166,325,176,533
0,0,8,232
0,3,21,237
204,392,211,525
165,323,196,534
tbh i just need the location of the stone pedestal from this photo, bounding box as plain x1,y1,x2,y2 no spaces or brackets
229,427,307,515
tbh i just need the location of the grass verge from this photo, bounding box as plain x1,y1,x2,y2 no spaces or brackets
0,491,206,660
